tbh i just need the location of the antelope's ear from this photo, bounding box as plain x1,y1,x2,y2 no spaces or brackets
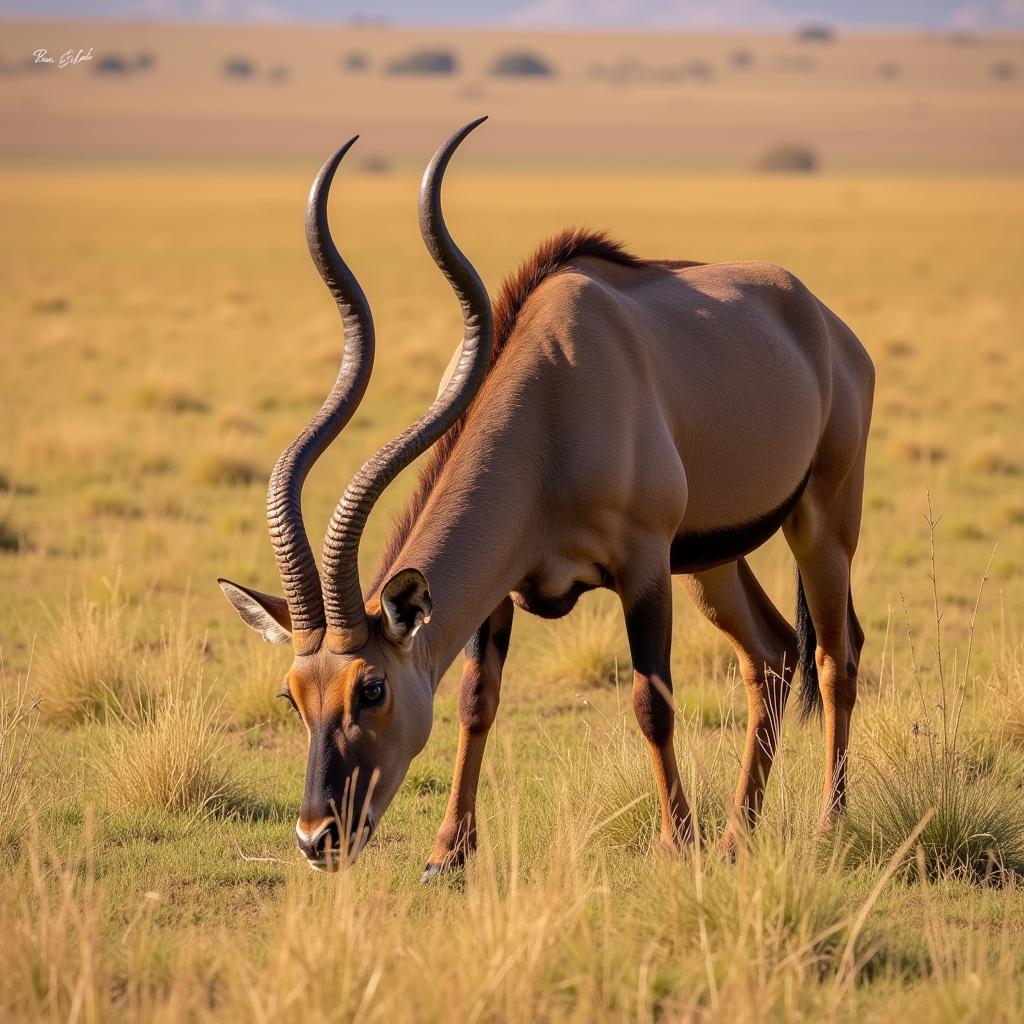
380,569,432,649
217,578,292,645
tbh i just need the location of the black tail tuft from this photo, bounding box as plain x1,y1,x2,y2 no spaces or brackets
795,570,821,721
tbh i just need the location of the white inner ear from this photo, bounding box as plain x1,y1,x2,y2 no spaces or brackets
381,572,432,647
383,594,430,640
253,615,291,646
220,582,291,645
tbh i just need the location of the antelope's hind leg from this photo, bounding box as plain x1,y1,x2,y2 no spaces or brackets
784,460,867,832
422,597,514,883
680,558,797,854
621,560,693,851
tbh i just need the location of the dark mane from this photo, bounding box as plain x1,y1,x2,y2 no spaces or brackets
368,227,645,595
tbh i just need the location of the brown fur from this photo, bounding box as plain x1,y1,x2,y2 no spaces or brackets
369,228,645,595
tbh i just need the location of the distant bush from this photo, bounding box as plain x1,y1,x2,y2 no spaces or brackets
223,56,256,79
135,379,208,415
341,51,369,72
387,49,457,76
754,143,819,174
490,51,555,77
991,61,1016,81
730,48,754,69
684,58,714,80
94,54,130,74
0,513,27,554
359,155,393,175
191,451,262,487
797,23,834,43
879,62,902,80
82,487,141,520
267,65,290,83
93,51,155,75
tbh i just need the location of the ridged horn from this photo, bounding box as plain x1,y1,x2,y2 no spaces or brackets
321,116,492,653
266,136,375,655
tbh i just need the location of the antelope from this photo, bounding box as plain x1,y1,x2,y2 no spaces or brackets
219,118,874,875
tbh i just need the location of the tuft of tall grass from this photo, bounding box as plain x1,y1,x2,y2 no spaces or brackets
97,633,245,820
846,726,1024,880
849,504,1024,880
35,586,145,724
0,658,41,850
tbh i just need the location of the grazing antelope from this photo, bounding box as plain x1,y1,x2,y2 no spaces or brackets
219,118,873,875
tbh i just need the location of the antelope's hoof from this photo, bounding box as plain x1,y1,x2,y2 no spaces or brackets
717,832,740,863
815,806,848,840
420,856,469,885
657,828,695,856
420,862,445,885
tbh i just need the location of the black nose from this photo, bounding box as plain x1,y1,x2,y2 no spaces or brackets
296,820,340,864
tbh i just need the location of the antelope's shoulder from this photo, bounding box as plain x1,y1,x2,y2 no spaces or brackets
676,259,811,300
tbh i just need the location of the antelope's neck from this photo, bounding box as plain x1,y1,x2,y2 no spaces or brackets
398,422,544,686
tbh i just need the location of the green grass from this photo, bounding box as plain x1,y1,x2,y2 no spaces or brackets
0,167,1023,1019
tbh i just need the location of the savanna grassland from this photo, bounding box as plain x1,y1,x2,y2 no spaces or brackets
2,18,1024,1024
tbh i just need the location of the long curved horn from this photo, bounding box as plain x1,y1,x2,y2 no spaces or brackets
321,116,492,653
266,136,375,655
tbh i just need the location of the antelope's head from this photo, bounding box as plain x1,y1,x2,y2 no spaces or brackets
218,118,492,870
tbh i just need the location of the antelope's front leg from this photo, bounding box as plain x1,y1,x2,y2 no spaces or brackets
421,598,514,883
621,565,693,850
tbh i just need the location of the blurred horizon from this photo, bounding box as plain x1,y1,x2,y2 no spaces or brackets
4,0,1024,30
3,16,1023,170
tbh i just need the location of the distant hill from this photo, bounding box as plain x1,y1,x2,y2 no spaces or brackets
1,19,1022,169
4,0,1024,30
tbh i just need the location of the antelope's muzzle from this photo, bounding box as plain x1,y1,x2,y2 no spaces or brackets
295,817,374,871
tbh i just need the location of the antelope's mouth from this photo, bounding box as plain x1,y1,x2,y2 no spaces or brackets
302,819,375,872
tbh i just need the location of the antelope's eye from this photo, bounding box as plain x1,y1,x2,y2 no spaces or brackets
362,679,385,706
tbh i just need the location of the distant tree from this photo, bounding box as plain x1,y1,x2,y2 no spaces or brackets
490,51,555,77
754,143,819,174
797,24,835,43
991,61,1016,80
223,57,256,79
267,65,290,83
879,62,902,79
387,49,457,75
342,51,369,72
730,48,755,69
135,51,156,71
